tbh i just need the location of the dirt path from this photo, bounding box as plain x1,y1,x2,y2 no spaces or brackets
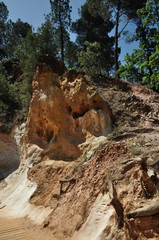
0,215,57,240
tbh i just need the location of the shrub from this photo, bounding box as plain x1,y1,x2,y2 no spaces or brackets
0,73,19,112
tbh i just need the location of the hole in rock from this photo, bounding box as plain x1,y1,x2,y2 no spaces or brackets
72,109,89,119
46,130,54,143
37,129,43,137
66,106,72,114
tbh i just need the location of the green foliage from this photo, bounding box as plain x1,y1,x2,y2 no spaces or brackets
0,2,9,59
0,59,31,118
5,19,31,58
72,1,114,74
106,0,147,20
12,18,31,39
118,51,145,83
77,41,102,74
50,0,72,62
0,2,8,22
14,30,38,77
37,15,58,57
0,1,31,60
64,40,78,69
87,0,112,21
137,0,159,89
118,0,159,90
50,0,71,28
0,2,69,120
14,30,39,115
0,73,19,112
137,0,159,27
18,78,32,118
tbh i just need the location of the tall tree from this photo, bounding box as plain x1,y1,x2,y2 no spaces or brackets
118,0,159,90
0,3,31,60
106,0,147,76
14,30,38,79
37,15,58,57
0,2,9,59
49,0,72,64
72,1,114,74
14,30,39,114
5,19,31,58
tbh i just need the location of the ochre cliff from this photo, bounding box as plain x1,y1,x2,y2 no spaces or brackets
26,64,112,161
1,57,159,240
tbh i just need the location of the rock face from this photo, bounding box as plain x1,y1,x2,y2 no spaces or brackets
26,65,112,161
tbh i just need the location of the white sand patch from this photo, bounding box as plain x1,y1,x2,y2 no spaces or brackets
0,166,51,224
0,123,51,224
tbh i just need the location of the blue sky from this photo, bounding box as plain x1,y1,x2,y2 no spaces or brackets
2,0,138,63
2,0,85,29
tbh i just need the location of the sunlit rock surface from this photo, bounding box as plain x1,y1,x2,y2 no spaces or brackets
26,65,112,161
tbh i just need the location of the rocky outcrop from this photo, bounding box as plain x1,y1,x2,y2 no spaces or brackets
26,65,112,161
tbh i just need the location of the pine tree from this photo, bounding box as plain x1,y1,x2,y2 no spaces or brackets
72,1,114,74
0,2,9,59
37,15,58,57
50,0,72,64
106,0,147,76
5,19,31,58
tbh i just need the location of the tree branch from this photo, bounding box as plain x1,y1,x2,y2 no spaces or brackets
118,19,130,37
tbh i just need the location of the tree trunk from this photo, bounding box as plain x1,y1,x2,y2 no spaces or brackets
59,15,64,64
143,27,153,78
114,0,121,77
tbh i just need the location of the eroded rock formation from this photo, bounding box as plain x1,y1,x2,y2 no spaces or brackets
26,64,112,161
